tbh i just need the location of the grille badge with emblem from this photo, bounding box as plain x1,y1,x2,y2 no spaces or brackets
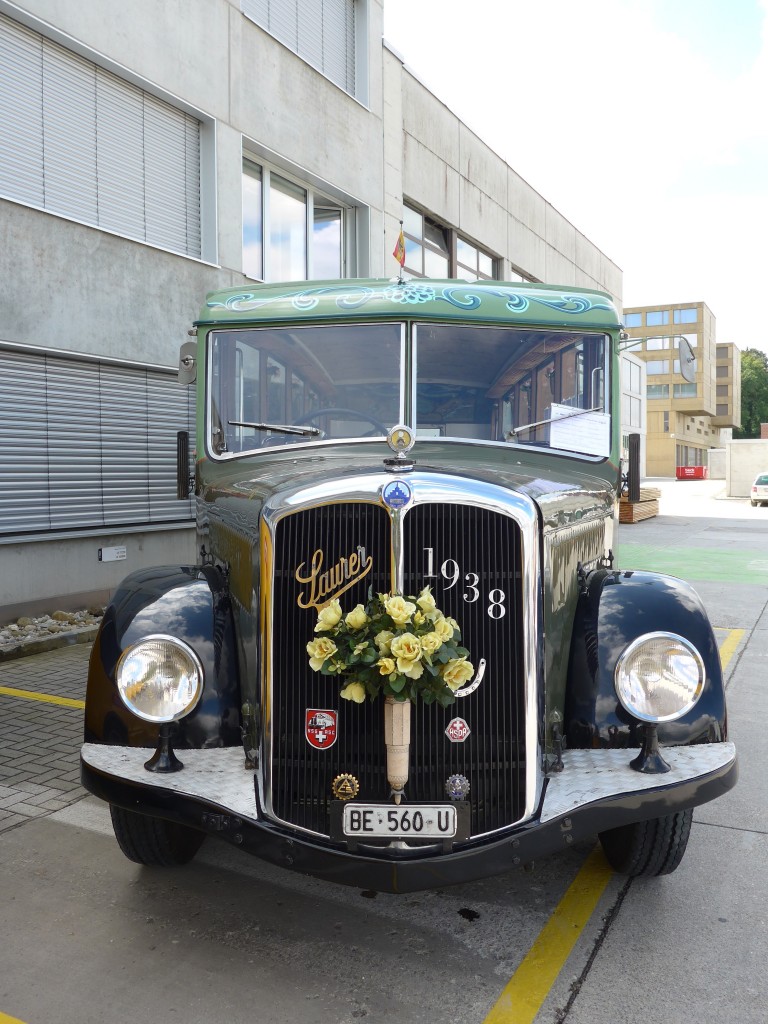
305,709,338,750
332,773,360,801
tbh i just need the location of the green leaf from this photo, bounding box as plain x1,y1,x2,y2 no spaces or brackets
389,675,406,693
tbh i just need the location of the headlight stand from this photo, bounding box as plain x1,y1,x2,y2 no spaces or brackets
144,722,184,773
630,722,671,774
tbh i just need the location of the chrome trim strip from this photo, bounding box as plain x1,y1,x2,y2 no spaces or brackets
260,470,542,840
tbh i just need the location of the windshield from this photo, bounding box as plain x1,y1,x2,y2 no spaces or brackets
209,324,403,455
415,324,610,457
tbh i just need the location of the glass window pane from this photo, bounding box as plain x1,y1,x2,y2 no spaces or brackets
624,312,642,327
646,310,669,326
242,159,263,280
646,360,669,375
478,252,494,277
312,204,342,278
210,323,403,454
457,237,476,267
269,174,307,281
404,237,422,275
424,248,449,277
424,220,449,253
647,384,669,398
403,205,422,239
674,308,697,323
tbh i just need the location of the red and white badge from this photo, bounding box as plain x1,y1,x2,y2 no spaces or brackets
445,717,471,743
305,709,338,749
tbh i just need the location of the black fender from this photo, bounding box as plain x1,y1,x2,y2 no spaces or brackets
84,564,241,749
565,568,726,749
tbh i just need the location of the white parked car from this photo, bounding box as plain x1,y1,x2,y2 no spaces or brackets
750,473,768,506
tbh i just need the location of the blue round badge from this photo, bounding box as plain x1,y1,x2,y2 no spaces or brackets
381,480,412,510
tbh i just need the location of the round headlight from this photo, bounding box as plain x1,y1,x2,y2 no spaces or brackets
615,632,704,723
116,635,204,723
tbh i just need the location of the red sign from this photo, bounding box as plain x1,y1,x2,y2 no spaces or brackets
305,709,338,749
445,717,471,743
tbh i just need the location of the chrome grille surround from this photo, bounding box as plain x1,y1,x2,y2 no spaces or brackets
260,471,541,843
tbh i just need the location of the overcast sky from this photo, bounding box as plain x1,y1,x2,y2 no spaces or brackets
383,0,767,355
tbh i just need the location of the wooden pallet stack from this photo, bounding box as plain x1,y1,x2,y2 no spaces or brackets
619,486,661,523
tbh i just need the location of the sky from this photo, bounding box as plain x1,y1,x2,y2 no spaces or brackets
383,0,768,354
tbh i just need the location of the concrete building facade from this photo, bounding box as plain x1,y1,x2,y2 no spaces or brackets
0,0,622,619
622,300,740,477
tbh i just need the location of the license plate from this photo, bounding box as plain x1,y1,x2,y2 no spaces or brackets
342,803,457,839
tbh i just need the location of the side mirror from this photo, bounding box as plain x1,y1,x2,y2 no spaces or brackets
678,337,697,383
178,340,197,385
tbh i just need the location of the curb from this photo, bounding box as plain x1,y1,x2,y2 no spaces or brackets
0,626,99,664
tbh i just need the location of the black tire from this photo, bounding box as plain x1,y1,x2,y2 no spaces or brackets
109,804,205,866
598,809,693,877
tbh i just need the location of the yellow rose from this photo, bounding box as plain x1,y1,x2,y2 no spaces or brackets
345,604,369,630
417,586,437,617
315,599,342,632
433,615,455,642
385,595,417,626
377,656,396,676
413,610,426,626
442,656,474,690
374,630,394,652
420,631,442,656
306,636,338,671
340,681,366,703
391,633,424,679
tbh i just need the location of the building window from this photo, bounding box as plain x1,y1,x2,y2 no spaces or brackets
646,360,669,376
241,0,361,99
716,404,728,416
717,384,729,397
646,337,669,350
647,384,669,399
673,383,698,397
673,307,697,324
663,411,670,432
716,346,729,359
629,361,641,393
0,12,205,259
678,333,697,348
716,364,729,378
242,157,348,281
624,312,642,327
402,204,498,280
646,310,670,327
456,237,495,281
629,396,641,427
0,346,195,535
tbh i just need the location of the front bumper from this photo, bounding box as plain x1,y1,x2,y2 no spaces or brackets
81,741,737,893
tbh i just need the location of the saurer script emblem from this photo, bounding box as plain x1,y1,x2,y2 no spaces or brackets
295,545,373,610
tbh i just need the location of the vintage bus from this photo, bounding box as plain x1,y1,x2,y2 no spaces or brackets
81,278,736,891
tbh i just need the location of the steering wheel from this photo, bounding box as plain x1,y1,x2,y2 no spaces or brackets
293,407,389,437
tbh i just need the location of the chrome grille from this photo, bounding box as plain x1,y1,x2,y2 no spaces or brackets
268,498,527,839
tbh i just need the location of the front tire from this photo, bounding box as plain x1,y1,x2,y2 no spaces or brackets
598,809,693,877
110,805,205,866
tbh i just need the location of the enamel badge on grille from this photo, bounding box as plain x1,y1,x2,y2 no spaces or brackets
305,709,338,750
445,717,471,743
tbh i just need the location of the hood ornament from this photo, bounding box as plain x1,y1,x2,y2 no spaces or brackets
384,424,415,473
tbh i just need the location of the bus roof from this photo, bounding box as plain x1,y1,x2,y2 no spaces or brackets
197,279,622,331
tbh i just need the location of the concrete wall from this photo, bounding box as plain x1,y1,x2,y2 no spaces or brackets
726,440,768,497
709,448,726,479
0,0,622,621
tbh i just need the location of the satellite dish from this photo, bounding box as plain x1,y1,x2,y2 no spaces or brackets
679,336,697,383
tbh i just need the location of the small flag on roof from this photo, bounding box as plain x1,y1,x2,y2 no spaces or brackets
393,226,405,267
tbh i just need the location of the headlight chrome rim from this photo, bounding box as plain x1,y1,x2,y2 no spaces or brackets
615,631,705,724
116,634,204,724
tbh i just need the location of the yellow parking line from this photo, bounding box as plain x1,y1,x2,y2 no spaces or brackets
0,685,84,710
0,1012,28,1024
483,846,613,1023
715,628,745,672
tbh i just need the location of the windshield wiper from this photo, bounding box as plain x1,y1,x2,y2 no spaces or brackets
506,405,604,440
228,420,322,437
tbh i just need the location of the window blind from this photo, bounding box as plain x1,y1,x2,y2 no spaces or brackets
0,349,196,535
0,13,201,258
241,0,356,96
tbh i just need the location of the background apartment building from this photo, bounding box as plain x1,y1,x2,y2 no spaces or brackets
0,0,622,618
622,301,740,477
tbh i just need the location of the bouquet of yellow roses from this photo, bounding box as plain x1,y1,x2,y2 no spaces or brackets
305,586,474,706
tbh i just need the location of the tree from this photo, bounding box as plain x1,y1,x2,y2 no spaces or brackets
735,348,768,439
